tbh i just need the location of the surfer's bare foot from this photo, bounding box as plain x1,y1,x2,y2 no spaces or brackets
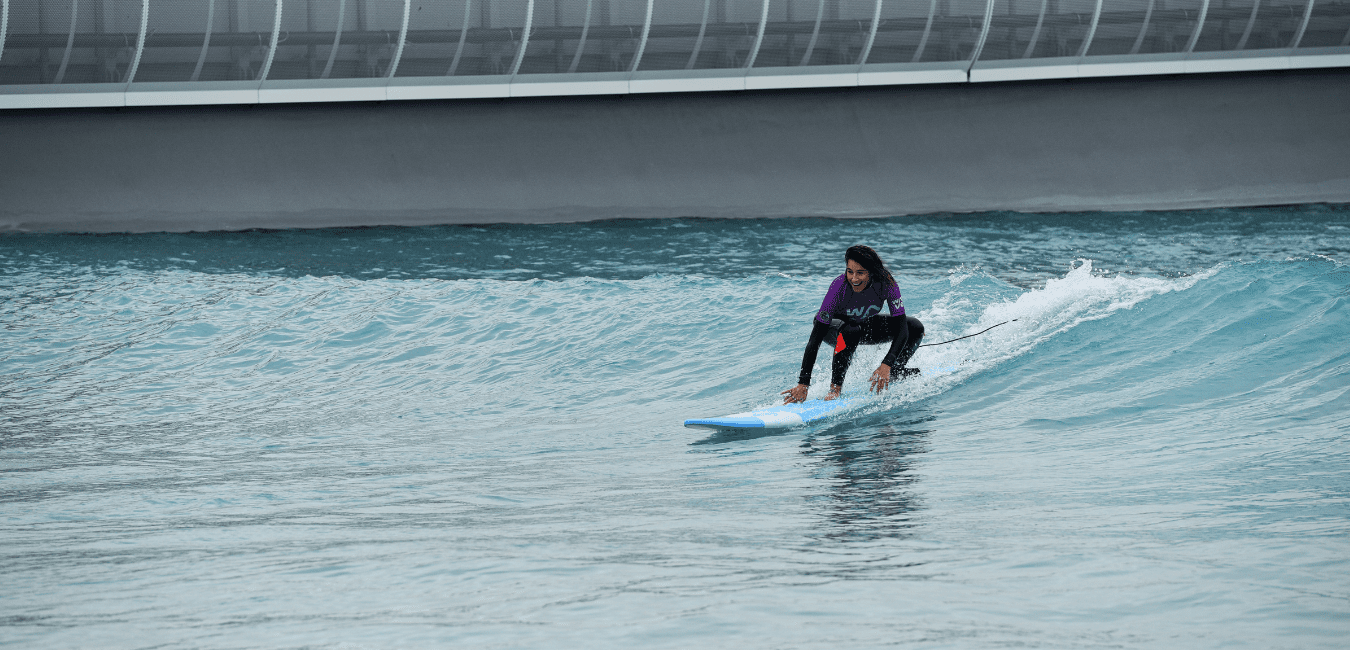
823,385,842,401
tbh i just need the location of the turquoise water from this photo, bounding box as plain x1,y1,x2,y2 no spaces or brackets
2,205,1348,648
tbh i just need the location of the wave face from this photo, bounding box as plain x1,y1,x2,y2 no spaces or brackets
2,205,1348,648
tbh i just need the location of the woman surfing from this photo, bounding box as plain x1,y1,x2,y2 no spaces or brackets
782,245,924,404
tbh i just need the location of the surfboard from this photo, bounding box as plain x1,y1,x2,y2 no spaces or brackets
683,370,921,430
683,397,856,430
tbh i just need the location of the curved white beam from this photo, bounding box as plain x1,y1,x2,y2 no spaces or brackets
1022,0,1048,58
967,0,996,70
387,0,410,77
912,0,937,62
509,0,535,75
1184,0,1210,53
124,0,149,83
1077,0,1103,57
858,0,884,65
799,0,825,65
0,0,9,66
568,0,594,73
55,0,79,84
259,0,283,80
323,0,347,78
1289,0,1314,49
448,0,471,75
685,0,712,69
1130,0,1156,54
191,0,216,82
1235,0,1260,50
745,0,771,68
630,0,654,72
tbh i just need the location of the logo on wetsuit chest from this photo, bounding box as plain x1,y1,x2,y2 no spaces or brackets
845,305,883,320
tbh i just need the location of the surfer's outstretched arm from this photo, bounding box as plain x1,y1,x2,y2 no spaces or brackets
867,317,909,393
868,316,924,393
783,320,832,404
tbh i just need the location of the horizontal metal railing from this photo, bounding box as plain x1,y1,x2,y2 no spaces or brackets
0,0,1346,108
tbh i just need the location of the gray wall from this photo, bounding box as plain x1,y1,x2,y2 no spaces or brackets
2,68,1348,233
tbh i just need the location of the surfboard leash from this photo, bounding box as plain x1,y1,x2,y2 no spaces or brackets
918,319,1018,348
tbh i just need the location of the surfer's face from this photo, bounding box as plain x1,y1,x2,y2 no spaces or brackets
846,259,870,291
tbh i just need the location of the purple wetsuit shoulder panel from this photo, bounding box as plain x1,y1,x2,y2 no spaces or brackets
814,275,850,324
884,282,905,317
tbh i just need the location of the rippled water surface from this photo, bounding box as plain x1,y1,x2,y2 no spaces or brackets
2,205,1348,649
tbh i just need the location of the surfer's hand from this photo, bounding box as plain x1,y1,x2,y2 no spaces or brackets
781,384,809,404
824,384,842,401
870,364,892,393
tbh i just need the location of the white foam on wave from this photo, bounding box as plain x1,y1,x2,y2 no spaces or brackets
841,260,1218,411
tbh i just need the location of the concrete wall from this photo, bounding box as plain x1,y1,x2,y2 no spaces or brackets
1,68,1347,233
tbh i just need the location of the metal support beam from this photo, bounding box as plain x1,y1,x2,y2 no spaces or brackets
631,0,654,72
568,0,593,73
0,0,8,66
968,0,996,70
745,0,770,68
685,0,712,69
858,0,883,65
449,0,470,75
1023,0,1047,58
1236,0,1260,50
259,0,282,80
387,0,410,76
54,0,78,83
799,0,824,65
191,0,216,82
323,0,349,79
1184,0,1210,53
1290,0,1314,49
913,0,937,62
1078,0,1103,57
509,0,534,75
124,0,148,83
1130,0,1156,54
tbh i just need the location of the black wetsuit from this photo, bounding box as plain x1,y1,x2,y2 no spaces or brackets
797,275,925,387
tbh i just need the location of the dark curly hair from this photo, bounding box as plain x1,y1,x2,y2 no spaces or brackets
845,245,897,289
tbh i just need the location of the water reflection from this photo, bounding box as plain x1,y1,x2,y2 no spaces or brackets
803,413,934,541
687,427,793,446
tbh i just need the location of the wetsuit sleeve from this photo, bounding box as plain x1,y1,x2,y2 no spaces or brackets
880,282,908,366
880,317,909,368
798,319,832,385
885,282,905,317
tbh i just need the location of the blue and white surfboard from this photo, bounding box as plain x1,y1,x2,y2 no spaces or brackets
683,397,855,430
